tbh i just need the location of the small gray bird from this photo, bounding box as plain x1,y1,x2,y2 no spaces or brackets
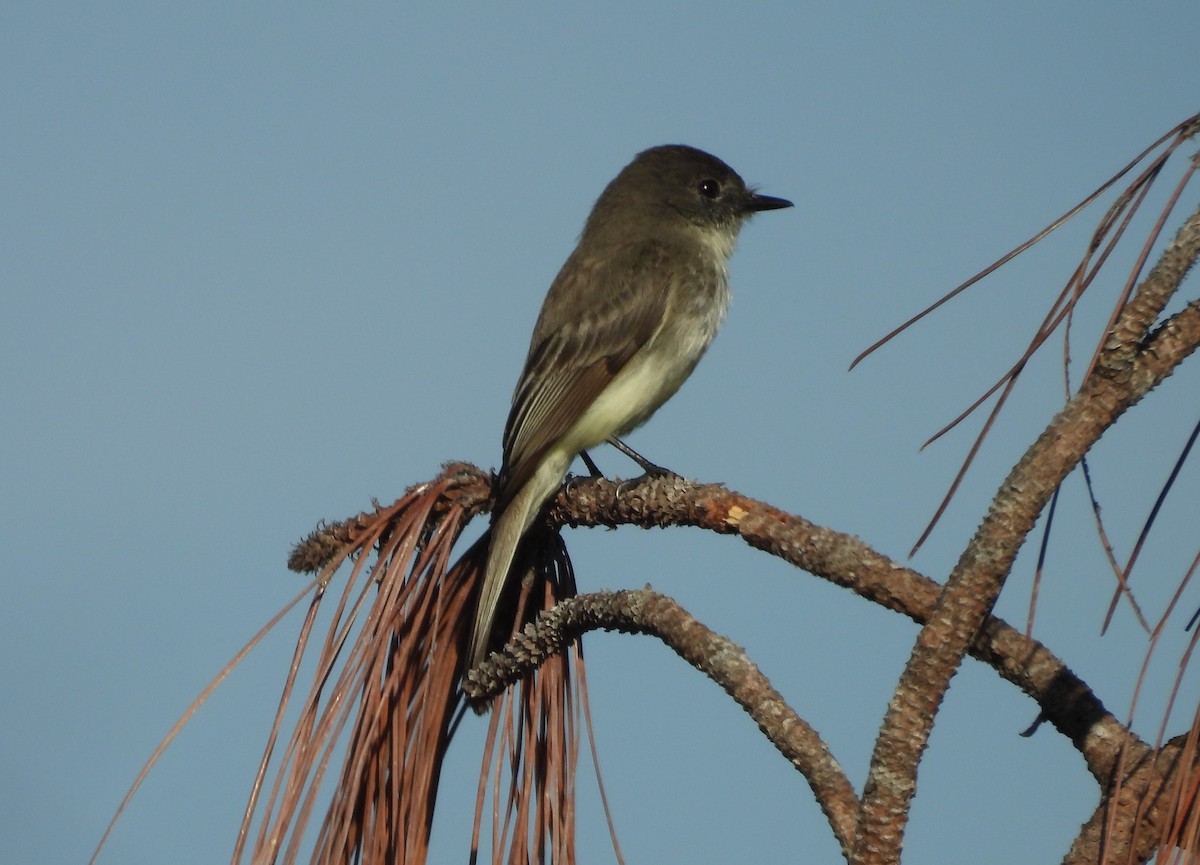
467,144,791,668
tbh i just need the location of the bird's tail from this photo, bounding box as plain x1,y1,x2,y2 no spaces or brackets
467,506,524,668
466,472,554,667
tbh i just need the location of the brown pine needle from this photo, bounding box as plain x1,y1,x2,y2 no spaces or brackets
1154,602,1200,862
849,114,1200,557
88,580,318,865
241,468,483,865
469,532,586,865
848,115,1197,372
234,464,597,865
1078,455,1152,636
1101,416,1200,634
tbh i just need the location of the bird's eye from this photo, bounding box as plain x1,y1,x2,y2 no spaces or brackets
698,179,721,199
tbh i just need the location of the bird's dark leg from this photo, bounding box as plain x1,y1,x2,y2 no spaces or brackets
606,436,674,477
578,450,604,479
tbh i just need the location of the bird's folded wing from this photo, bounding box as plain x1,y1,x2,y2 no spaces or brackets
497,244,674,509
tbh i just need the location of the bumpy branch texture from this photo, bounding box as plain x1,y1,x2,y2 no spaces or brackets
853,205,1200,864
463,588,861,856
541,473,1142,781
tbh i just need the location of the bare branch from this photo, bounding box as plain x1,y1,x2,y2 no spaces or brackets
464,588,861,857
541,472,1139,782
853,207,1200,864
1065,735,1199,865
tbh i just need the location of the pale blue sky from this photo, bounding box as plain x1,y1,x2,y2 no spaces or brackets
3,3,1199,863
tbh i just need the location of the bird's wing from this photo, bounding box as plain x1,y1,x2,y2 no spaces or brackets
497,243,673,509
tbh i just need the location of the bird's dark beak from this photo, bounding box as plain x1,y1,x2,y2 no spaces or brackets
746,192,793,213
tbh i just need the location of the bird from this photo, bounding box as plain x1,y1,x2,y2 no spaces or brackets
466,144,791,669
